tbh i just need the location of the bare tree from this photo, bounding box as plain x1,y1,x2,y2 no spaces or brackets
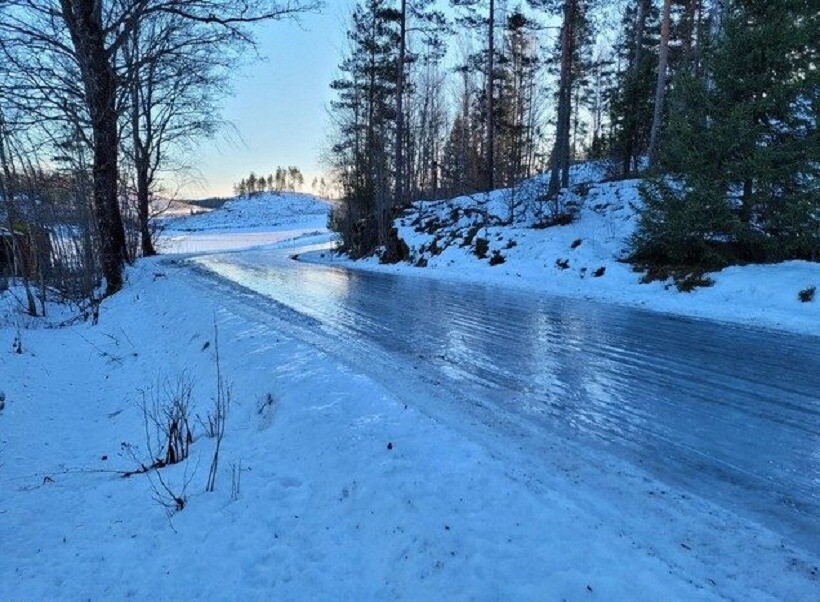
396,0,446,203
409,48,448,199
395,0,407,207
58,0,129,294
486,0,495,191
120,13,231,256
1,0,321,296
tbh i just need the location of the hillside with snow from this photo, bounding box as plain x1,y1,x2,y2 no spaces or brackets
158,192,332,254
308,164,819,335
164,192,331,231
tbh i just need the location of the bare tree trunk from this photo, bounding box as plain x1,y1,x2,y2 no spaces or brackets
458,67,470,194
128,21,157,258
486,0,495,191
548,0,575,198
648,0,672,165
395,0,407,208
136,161,156,256
571,85,580,162
366,8,377,218
60,0,128,296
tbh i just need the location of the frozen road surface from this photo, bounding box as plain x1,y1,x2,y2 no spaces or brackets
191,242,819,558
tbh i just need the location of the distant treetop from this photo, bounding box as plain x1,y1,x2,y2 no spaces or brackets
234,166,305,196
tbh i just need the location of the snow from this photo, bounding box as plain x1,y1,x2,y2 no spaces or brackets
303,165,820,336
162,191,331,233
157,192,332,254
1,176,818,599
2,258,818,600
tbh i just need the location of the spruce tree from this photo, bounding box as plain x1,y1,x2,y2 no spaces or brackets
634,0,819,268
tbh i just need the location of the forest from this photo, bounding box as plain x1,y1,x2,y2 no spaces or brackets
326,0,818,272
234,166,306,196
0,1,816,310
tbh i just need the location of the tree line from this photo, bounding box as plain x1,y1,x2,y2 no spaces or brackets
234,166,306,196
0,0,319,308
326,0,818,267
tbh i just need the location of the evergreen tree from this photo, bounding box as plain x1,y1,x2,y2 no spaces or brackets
634,0,819,268
495,11,543,190
329,0,400,258
540,0,595,198
441,111,483,195
581,44,615,160
609,0,659,176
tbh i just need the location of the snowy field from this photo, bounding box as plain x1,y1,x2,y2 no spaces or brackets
157,191,332,253
1,189,818,599
161,191,331,233
304,165,819,336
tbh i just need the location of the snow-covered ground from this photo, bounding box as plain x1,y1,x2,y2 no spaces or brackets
157,192,332,253
2,257,818,600
162,191,331,233
305,165,819,336
1,186,818,599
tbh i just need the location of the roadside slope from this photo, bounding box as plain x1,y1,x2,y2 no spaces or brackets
306,166,819,335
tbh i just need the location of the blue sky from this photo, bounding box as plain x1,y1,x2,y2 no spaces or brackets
180,1,572,199
182,5,349,199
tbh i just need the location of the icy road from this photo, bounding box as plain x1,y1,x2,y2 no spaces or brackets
190,242,820,558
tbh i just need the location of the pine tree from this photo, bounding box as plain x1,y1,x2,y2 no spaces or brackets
634,0,819,268
609,0,659,176
496,11,543,190
451,0,502,191
542,0,594,198
329,0,400,257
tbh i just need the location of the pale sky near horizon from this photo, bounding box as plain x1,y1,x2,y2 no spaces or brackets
180,1,571,200
179,4,350,199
